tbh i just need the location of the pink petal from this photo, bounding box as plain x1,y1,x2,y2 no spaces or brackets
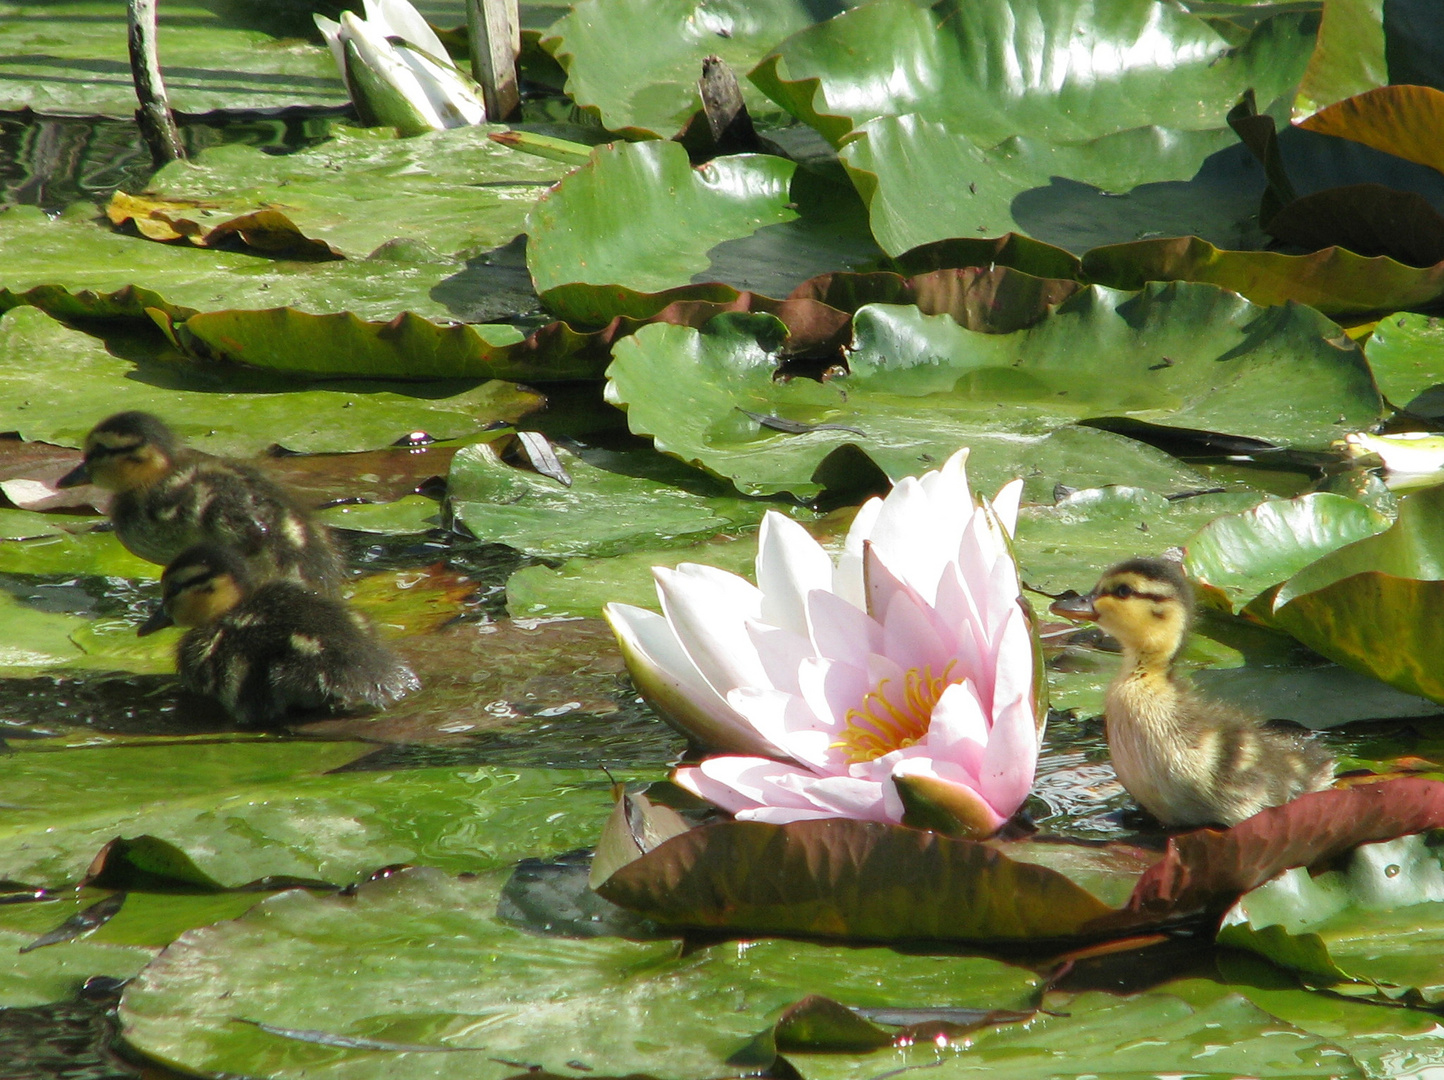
835,498,883,609
988,478,1023,539
922,680,989,780
806,587,884,669
727,685,833,766
977,692,1040,816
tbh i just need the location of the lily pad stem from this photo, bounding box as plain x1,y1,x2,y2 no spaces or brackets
127,0,185,165
465,0,520,121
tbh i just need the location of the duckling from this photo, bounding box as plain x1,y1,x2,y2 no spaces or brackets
1049,557,1333,828
58,411,344,594
138,544,419,726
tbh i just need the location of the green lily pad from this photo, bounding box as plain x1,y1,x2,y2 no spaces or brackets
1184,493,1394,613
506,532,762,619
0,204,479,328
1293,0,1388,117
1363,310,1444,409
1015,486,1263,597
0,900,158,1008
138,125,567,261
316,494,441,535
0,1,345,117
751,0,1313,253
1266,486,1444,698
448,440,773,558
0,306,542,455
526,141,882,324
1220,832,1444,1003
543,0,854,137
119,866,1039,1079
605,283,1380,500
0,740,620,889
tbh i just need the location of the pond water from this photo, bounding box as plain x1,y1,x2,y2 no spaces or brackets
6,54,1444,1080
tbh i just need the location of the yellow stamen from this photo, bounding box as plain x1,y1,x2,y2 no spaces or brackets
834,661,957,764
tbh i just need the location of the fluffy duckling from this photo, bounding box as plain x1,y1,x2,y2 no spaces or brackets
58,411,344,594
139,544,419,726
1050,557,1333,828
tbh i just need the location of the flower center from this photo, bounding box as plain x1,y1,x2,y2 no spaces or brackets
834,662,956,764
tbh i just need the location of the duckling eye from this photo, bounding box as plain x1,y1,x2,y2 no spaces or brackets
1111,583,1134,599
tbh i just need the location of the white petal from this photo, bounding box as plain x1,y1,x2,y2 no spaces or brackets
314,14,347,78
755,512,832,637
654,564,768,696
340,12,445,130
366,0,448,57
604,603,773,756
393,45,486,127
796,656,869,736
989,478,1023,539
880,587,950,673
835,497,883,609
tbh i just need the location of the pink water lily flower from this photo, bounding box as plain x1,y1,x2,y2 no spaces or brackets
604,449,1043,838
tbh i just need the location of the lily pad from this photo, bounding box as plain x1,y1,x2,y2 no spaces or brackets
542,0,855,137
119,866,1039,1079
1083,235,1444,322
598,780,1444,944
751,0,1314,253
1184,493,1394,613
0,306,543,456
605,283,1380,500
133,125,567,261
1015,486,1263,597
1363,310,1444,409
526,140,882,324
0,1,345,117
0,741,620,889
505,532,762,619
1220,832,1444,1003
448,440,773,558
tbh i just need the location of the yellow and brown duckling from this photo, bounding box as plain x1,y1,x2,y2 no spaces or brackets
139,544,419,727
58,411,344,594
1049,557,1333,828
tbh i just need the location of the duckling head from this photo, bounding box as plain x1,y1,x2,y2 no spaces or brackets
139,544,250,636
58,411,179,492
1049,557,1192,669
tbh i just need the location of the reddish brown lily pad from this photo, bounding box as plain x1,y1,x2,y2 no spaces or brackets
595,779,1444,945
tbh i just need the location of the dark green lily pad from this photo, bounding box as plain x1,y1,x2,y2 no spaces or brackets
1220,832,1444,1003
606,283,1379,500
1184,493,1394,613
0,306,543,455
119,866,1039,1079
448,440,775,558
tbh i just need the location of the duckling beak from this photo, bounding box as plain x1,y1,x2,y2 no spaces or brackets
1049,593,1098,622
137,606,175,637
56,461,91,488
